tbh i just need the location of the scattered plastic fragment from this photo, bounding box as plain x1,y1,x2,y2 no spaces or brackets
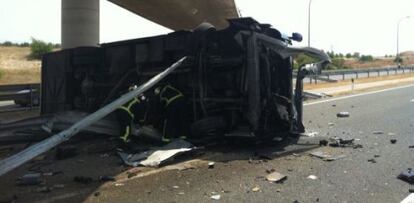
208,162,215,169
390,139,397,144
266,171,287,183
252,186,260,192
310,151,346,161
307,175,318,180
373,131,384,135
336,112,350,118
367,159,377,163
210,194,221,200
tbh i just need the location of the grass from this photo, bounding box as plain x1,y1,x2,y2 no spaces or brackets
0,46,41,85
304,72,414,90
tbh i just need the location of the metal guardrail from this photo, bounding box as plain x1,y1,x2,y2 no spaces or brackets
0,83,40,112
294,66,414,84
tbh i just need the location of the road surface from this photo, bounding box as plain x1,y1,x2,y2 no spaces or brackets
0,84,413,203
86,84,414,202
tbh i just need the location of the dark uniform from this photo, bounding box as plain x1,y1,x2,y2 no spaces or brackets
156,85,188,142
116,96,147,144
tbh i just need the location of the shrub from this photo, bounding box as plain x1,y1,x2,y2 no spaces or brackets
345,53,352,58
29,38,53,60
2,41,13,46
359,55,374,62
293,54,319,69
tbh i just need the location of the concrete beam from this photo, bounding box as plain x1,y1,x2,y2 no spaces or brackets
108,0,239,30
61,0,99,49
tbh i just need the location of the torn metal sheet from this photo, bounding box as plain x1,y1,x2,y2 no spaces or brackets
118,139,194,167
0,57,187,176
309,151,346,161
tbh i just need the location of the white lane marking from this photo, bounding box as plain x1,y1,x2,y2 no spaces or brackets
304,83,414,106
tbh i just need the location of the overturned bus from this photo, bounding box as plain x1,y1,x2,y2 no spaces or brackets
41,17,330,140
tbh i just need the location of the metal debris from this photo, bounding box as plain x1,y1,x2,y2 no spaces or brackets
208,162,215,169
336,112,350,118
252,186,260,192
309,151,346,161
266,171,287,183
118,139,194,167
17,173,42,186
307,175,318,180
210,194,221,200
367,159,377,163
319,140,328,146
390,139,397,144
373,131,384,135
398,168,414,184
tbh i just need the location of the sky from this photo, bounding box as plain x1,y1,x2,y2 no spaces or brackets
1,0,414,56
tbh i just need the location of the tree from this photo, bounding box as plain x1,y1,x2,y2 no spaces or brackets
29,38,53,60
359,55,374,62
352,52,360,58
345,53,352,58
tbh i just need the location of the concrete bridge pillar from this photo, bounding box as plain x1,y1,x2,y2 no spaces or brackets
61,0,99,49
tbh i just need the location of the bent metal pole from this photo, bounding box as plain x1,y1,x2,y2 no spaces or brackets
0,57,187,176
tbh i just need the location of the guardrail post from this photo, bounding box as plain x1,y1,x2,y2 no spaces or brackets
395,69,397,74
314,75,317,84
342,73,345,80
327,74,330,80
355,72,358,79
309,77,312,84
387,69,389,76
29,84,33,110
377,70,380,76
403,68,405,74
367,71,370,78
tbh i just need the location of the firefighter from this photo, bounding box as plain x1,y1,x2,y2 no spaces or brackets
154,84,188,142
116,85,148,150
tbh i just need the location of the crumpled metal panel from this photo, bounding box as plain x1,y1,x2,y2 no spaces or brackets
108,0,239,30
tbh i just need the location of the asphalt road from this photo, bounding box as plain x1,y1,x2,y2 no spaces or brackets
1,84,414,203
86,84,414,203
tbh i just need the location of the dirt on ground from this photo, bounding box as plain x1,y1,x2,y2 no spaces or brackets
0,46,41,85
343,51,414,69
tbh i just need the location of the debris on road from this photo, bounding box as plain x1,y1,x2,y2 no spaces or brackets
387,132,396,136
336,112,350,118
328,122,335,126
319,140,328,146
266,171,287,183
252,186,260,192
409,145,414,149
307,175,318,180
401,193,414,203
398,168,414,184
305,132,319,137
210,194,221,200
17,173,42,186
390,139,397,144
374,155,380,158
328,137,361,148
372,131,384,135
367,159,377,163
208,162,215,169
118,139,194,167
309,151,346,161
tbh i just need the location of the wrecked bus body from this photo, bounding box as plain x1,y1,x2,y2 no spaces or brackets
41,17,330,139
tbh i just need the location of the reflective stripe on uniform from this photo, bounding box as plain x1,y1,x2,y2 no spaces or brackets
160,85,183,107
118,98,140,118
120,125,131,143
